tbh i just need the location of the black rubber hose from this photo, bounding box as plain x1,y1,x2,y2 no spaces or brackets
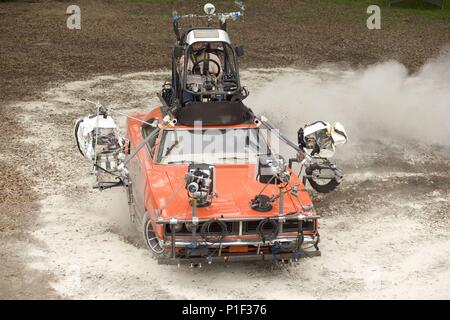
256,218,279,243
200,219,227,244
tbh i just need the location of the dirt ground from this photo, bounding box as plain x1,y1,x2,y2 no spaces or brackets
0,0,449,299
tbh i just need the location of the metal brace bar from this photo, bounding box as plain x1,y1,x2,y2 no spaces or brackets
157,215,319,224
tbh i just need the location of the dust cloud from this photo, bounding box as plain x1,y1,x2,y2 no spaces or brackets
247,49,450,147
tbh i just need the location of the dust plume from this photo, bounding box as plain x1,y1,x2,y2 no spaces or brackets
247,49,450,147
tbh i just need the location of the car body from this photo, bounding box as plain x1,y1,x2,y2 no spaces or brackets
126,107,321,265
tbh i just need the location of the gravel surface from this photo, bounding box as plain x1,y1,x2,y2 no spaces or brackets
1,65,449,299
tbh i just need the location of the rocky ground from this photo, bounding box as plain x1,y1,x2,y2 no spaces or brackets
0,0,449,299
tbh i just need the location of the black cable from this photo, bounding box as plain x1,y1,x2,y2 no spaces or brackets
200,219,227,244
256,218,279,243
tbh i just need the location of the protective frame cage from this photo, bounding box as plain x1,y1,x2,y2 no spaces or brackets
161,5,250,123
154,213,321,265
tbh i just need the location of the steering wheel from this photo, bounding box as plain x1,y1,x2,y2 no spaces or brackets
191,58,221,77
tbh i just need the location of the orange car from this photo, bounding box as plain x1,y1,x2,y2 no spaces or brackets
75,4,347,265
125,107,321,265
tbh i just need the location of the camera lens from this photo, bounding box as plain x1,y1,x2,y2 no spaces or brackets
188,182,199,193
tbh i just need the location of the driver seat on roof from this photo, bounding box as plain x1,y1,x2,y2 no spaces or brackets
178,48,223,79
